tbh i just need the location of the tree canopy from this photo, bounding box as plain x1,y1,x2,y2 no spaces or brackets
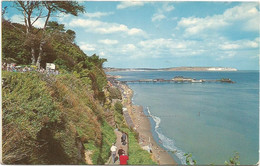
15,1,85,67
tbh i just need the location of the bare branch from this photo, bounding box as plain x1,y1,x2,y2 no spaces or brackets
31,9,42,25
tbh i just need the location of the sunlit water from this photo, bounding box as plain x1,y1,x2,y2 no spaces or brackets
107,71,259,165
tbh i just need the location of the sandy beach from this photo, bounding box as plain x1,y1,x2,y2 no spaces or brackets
120,83,177,165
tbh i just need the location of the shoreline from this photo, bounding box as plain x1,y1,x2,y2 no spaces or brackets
119,83,177,165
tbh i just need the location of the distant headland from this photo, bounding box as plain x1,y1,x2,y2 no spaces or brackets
105,67,238,72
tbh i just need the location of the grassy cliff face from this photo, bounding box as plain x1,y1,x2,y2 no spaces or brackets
2,71,116,164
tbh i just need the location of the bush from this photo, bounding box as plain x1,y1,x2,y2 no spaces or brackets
114,101,123,114
108,87,122,100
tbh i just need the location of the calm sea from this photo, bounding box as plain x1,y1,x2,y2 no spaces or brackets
107,71,259,165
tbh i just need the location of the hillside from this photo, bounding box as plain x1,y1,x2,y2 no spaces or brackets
2,20,155,164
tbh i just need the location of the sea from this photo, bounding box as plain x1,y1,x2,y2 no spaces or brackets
107,70,259,165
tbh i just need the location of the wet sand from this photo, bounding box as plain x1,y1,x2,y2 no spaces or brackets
120,83,177,165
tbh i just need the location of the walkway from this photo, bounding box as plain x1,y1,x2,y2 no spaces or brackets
123,108,135,129
106,129,128,165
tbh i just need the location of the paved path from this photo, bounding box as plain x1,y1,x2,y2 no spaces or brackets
106,129,128,165
123,108,135,129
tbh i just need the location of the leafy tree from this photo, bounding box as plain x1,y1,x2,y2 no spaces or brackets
46,21,65,32
15,1,85,68
66,29,76,42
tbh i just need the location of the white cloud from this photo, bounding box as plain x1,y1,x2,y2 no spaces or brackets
220,38,259,50
79,43,96,51
69,19,102,28
10,14,46,28
84,12,113,18
128,28,145,36
98,39,118,45
178,16,229,36
122,44,136,52
117,1,145,9
216,52,235,60
99,51,105,56
139,38,188,50
152,13,166,22
32,19,45,28
162,3,174,12
69,18,146,36
152,3,174,22
10,14,24,24
177,3,259,36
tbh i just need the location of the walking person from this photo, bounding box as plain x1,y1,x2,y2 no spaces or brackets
119,150,129,165
118,147,124,157
121,133,127,145
110,143,117,163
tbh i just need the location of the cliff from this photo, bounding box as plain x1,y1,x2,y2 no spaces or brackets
2,20,154,164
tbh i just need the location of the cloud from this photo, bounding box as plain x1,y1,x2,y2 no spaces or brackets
152,13,166,22
117,1,145,9
98,39,118,45
177,3,259,36
69,18,146,36
219,38,259,50
79,43,96,51
216,52,235,60
162,3,174,12
84,12,114,18
178,16,229,36
10,14,46,28
10,14,24,24
152,3,174,22
122,44,136,53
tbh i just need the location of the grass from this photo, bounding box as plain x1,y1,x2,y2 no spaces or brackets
112,102,156,165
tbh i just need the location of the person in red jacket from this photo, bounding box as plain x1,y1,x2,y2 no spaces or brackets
119,150,129,165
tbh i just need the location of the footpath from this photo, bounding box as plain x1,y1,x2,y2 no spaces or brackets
106,129,128,165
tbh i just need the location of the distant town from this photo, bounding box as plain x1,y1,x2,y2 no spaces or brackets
105,67,238,72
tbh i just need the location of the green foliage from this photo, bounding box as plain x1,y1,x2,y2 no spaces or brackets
100,121,117,164
113,102,156,165
2,72,61,164
2,71,114,164
120,127,156,165
224,152,240,165
46,21,65,32
108,87,122,100
2,20,30,64
114,101,123,114
184,153,197,165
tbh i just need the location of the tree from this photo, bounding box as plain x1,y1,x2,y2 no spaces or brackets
46,21,65,32
66,29,76,42
15,1,85,68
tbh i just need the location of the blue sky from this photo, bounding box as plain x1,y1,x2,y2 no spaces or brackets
2,1,260,70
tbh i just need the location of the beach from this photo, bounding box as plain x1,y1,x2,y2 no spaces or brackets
120,83,177,165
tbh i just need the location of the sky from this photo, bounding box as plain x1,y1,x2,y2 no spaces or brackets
2,1,260,70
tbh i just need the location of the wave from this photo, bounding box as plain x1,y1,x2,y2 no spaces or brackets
146,106,187,165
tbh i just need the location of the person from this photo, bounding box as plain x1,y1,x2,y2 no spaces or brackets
119,150,129,165
121,133,127,145
118,147,124,157
110,143,117,163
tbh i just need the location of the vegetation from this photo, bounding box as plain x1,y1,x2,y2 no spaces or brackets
2,7,155,165
2,71,112,164
184,153,197,165
112,102,156,165
14,1,85,67
224,152,240,165
108,86,122,100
